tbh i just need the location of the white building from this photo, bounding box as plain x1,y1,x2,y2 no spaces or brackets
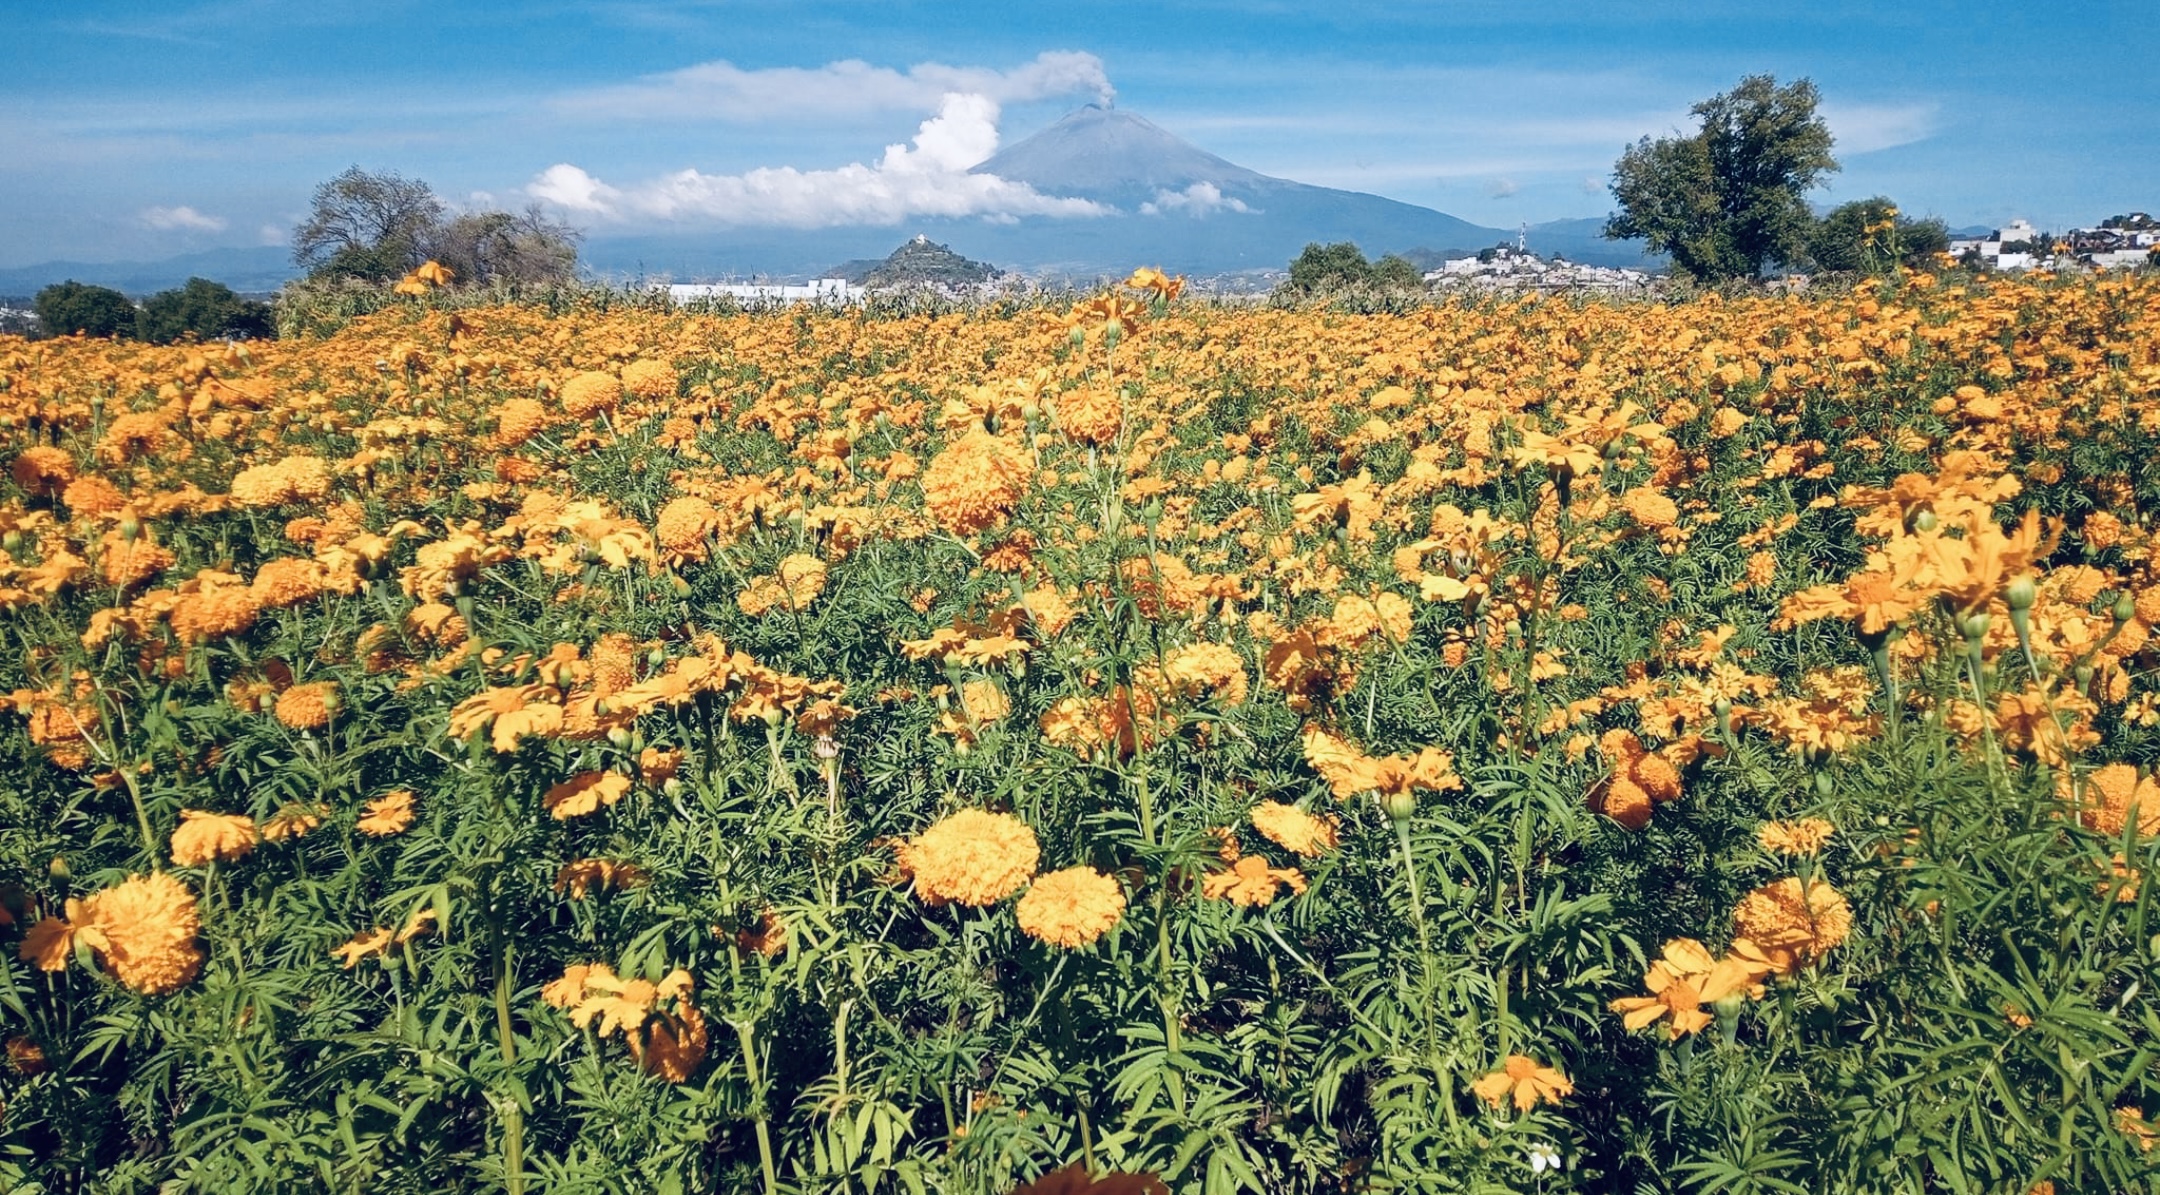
662,279,863,306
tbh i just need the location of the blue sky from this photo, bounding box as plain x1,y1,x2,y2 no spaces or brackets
2,0,2151,266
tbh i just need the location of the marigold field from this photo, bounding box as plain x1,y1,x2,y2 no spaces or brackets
4,272,2160,1193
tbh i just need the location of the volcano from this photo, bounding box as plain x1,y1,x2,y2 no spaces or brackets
573,105,1657,281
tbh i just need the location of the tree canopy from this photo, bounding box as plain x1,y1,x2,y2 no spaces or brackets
137,278,275,345
33,281,136,339
293,167,580,286
1807,198,1950,276
1282,242,1424,295
1606,75,1839,282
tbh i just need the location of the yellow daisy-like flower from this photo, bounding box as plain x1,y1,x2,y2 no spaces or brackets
1015,866,1125,948
357,789,417,836
1470,1055,1574,1112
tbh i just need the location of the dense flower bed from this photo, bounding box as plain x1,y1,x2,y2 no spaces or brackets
2,271,2158,1192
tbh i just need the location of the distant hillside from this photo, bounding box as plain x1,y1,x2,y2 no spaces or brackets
0,246,295,297
829,236,1002,287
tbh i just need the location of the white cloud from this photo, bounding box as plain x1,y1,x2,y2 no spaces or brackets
1821,102,1940,155
141,204,226,232
530,92,1108,228
1139,182,1252,217
258,222,289,246
1486,178,1520,199
1581,175,1606,194
556,50,1114,123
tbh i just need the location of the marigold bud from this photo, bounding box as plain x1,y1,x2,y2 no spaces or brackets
2004,574,2036,611
1378,789,1417,823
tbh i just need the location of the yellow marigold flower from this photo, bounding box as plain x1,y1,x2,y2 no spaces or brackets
1470,1055,1574,1112
654,496,721,562
735,908,788,957
896,809,1040,907
227,455,332,509
357,789,417,836
168,581,260,644
332,926,395,968
633,1004,708,1083
1201,854,1308,907
2119,1106,2157,1153
921,432,1031,536
737,553,827,616
1733,877,1852,961
2067,763,2160,838
960,679,1010,725
1053,386,1122,445
1758,818,1836,856
169,809,257,867
274,681,338,730
544,770,633,820
1249,800,1339,858
494,396,549,446
31,873,205,995
1015,866,1125,948
63,475,128,517
620,358,678,401
560,371,623,420
251,557,329,609
261,802,325,843
1620,487,1680,529
11,446,77,497
555,857,651,899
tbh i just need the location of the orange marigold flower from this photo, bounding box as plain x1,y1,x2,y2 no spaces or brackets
561,371,623,420
494,396,550,446
261,802,325,843
12,446,77,497
28,872,205,995
168,579,260,644
921,432,1031,536
654,496,722,562
620,358,678,401
1201,854,1308,907
544,770,634,820
735,908,789,958
1758,818,1836,856
895,809,1040,907
170,809,257,867
273,681,338,730
1733,877,1852,961
357,789,417,836
2066,763,2160,838
1249,800,1339,858
1620,487,1680,529
1470,1055,1574,1112
63,475,128,517
1015,866,1125,947
251,557,329,609
1609,938,1717,1038
555,857,651,899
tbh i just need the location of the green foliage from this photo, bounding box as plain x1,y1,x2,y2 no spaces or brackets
1606,75,1839,282
1279,243,1424,298
32,280,137,339
1807,198,1950,276
137,277,276,345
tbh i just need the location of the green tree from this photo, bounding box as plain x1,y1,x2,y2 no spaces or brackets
33,281,137,339
293,166,445,283
1606,75,1839,281
136,277,275,344
1370,253,1424,290
1807,198,1950,275
1283,243,1424,294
